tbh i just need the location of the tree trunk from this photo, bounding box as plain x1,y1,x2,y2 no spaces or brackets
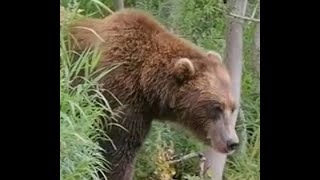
203,0,247,179
252,5,260,79
203,149,227,179
113,0,124,10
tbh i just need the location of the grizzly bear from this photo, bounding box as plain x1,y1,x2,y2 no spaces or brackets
68,9,239,180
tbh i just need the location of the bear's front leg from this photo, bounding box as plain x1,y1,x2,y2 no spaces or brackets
99,106,153,180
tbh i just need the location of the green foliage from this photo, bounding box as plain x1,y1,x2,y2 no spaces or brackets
134,122,205,179
60,42,110,180
169,0,226,52
60,6,118,179
60,0,114,17
134,0,226,53
225,128,260,180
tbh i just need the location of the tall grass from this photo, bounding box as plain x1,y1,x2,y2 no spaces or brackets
60,6,118,179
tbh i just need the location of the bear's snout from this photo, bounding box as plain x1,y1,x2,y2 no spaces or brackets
226,139,239,152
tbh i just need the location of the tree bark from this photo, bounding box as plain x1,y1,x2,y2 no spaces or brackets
203,149,227,179
252,5,260,79
203,0,247,179
113,0,124,10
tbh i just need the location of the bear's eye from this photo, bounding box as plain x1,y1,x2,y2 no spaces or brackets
231,104,237,113
207,103,223,120
212,103,223,112
213,106,223,112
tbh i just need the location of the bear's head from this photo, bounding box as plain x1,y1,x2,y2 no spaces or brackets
168,51,239,155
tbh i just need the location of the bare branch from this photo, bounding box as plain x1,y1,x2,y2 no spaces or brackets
199,155,207,178
251,0,260,19
248,0,260,25
227,12,260,22
213,7,260,23
242,0,248,16
167,152,204,164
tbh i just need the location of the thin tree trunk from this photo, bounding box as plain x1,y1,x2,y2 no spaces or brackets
225,0,245,110
252,6,260,79
203,149,227,179
232,108,247,158
203,0,247,179
113,0,124,10
225,0,247,159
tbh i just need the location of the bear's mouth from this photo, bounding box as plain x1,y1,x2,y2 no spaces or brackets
204,135,235,154
209,139,235,155
216,145,229,154
215,143,236,155
196,136,236,155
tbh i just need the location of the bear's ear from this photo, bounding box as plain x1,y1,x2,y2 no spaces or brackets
207,51,223,63
173,58,195,83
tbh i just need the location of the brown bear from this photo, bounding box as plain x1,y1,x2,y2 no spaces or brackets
68,8,239,180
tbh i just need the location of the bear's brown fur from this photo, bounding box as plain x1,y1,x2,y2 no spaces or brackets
68,9,238,180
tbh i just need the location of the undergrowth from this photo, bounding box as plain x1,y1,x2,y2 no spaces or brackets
60,10,118,179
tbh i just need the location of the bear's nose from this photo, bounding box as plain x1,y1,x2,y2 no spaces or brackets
226,140,239,151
